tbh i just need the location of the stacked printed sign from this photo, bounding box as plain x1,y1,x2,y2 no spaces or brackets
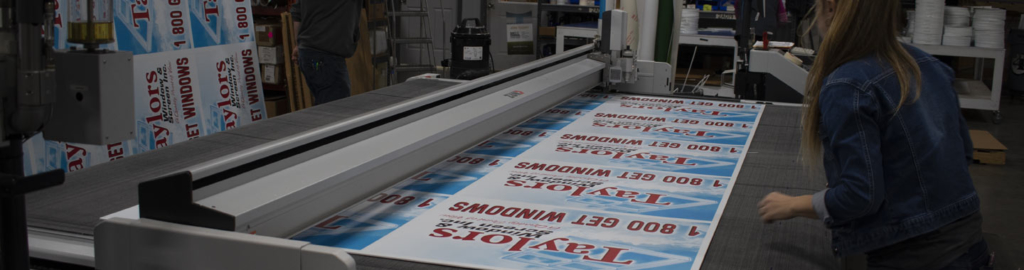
23,0,267,175
292,93,764,270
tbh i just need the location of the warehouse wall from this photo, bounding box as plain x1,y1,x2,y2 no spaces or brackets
395,0,486,74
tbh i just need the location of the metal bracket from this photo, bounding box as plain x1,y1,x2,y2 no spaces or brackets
138,172,236,231
0,169,64,270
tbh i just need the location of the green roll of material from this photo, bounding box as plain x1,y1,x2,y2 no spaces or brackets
653,0,674,63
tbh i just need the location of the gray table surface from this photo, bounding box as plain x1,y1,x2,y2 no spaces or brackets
26,81,839,269
26,79,460,236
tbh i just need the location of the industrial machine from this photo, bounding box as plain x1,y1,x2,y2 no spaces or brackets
85,9,680,269
1,0,133,269
448,18,492,80
19,5,836,270
732,0,811,103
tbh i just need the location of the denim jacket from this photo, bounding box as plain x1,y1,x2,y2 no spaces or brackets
810,44,980,256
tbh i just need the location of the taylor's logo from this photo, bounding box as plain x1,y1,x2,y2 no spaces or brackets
504,90,525,99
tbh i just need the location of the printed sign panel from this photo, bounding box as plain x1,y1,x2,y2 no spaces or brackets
194,42,267,135
112,0,194,54
190,0,256,48
26,0,264,176
292,93,765,269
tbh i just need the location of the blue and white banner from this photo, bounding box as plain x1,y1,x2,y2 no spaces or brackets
291,94,764,269
26,0,265,175
190,0,256,48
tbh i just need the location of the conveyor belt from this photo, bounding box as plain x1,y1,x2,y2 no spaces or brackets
26,79,460,236
701,105,840,270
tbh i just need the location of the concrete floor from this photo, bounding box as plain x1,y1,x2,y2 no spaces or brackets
964,95,1024,269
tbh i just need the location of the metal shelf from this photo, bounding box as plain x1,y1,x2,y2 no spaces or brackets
677,34,739,91
536,2,600,59
262,83,286,92
252,6,287,17
539,3,601,14
914,44,1005,59
954,79,1000,112
679,34,737,47
914,44,1006,113
699,10,736,21
368,20,388,28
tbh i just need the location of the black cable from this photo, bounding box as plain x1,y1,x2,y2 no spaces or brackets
489,50,495,73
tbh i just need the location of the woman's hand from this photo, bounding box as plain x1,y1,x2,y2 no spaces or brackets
758,192,817,223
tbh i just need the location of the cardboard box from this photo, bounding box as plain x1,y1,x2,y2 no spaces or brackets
262,64,284,84
969,130,1008,165
540,26,556,37
264,96,290,118
256,23,283,47
258,46,285,65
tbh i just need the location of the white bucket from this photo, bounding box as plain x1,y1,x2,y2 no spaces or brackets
680,9,699,35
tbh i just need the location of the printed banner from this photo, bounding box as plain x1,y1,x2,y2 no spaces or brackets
190,0,256,48
112,0,194,54
194,42,267,134
25,0,265,175
132,50,205,152
292,93,765,269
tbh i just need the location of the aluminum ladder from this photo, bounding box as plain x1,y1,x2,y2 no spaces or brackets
387,0,438,84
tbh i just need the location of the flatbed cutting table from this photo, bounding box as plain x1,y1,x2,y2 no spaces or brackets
25,43,839,267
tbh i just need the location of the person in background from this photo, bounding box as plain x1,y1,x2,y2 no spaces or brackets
290,0,362,105
756,0,991,269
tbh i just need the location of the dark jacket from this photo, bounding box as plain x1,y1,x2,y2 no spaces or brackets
290,0,362,57
813,44,979,255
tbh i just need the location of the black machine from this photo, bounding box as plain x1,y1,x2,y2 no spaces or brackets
448,18,492,80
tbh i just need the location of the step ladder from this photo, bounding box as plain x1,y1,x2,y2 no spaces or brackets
386,0,437,84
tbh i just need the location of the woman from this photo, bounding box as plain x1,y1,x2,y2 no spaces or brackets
756,0,990,269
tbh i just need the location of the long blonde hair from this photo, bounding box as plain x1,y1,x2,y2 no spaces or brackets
801,0,922,164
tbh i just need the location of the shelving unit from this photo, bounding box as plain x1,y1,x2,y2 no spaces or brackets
252,5,288,17
250,4,290,114
913,44,1006,122
555,22,598,54
535,2,600,59
698,10,736,20
540,3,602,13
677,34,738,97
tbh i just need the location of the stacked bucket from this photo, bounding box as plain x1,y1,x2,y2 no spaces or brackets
913,0,944,45
943,7,972,46
974,8,1006,49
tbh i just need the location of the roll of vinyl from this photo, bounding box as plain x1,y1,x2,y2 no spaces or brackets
623,0,640,51
913,0,945,45
637,0,658,61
